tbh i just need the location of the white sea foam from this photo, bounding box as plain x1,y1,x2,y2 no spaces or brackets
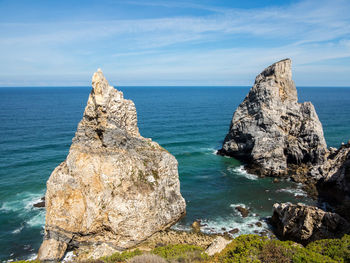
173,203,270,238
229,166,258,180
12,226,24,234
26,253,38,261
276,187,307,197
1,192,44,214
27,211,45,228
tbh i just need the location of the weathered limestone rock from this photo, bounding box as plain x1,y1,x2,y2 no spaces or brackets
271,203,349,245
218,59,327,177
205,236,231,256
38,69,186,261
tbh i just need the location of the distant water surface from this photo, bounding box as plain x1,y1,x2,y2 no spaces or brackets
0,86,349,261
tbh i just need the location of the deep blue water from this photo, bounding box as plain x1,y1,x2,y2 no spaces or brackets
0,86,349,261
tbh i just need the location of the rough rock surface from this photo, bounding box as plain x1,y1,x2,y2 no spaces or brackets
316,142,350,193
316,142,350,220
38,69,186,261
271,203,349,245
205,236,231,256
218,59,327,177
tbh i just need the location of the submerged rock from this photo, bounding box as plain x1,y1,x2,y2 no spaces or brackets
33,196,45,208
271,203,349,245
235,206,249,218
38,69,186,261
218,59,327,177
191,220,201,233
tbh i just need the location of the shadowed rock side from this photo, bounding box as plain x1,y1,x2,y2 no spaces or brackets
218,59,327,177
316,142,350,220
271,203,350,245
38,69,186,262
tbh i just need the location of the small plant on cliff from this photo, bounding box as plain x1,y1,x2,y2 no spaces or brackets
151,244,208,262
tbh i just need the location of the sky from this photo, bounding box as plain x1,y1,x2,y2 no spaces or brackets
0,0,350,86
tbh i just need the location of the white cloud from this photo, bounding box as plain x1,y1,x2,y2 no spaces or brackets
0,0,350,86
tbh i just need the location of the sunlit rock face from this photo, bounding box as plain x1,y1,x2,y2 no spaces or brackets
38,69,186,262
219,59,327,177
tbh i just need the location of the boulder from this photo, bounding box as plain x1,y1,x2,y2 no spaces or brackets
205,236,231,256
38,69,186,261
218,59,327,177
271,203,349,245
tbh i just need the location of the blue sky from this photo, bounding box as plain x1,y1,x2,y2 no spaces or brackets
0,0,350,86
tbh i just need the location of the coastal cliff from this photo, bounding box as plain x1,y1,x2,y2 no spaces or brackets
218,59,327,178
38,70,186,261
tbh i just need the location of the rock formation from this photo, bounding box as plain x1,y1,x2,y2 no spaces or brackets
271,203,350,245
38,69,186,261
218,59,327,177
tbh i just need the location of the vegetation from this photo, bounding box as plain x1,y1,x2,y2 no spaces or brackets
152,244,208,262
100,249,142,263
209,235,341,263
12,234,350,262
306,235,350,262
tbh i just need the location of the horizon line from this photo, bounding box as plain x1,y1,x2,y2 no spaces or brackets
0,85,350,88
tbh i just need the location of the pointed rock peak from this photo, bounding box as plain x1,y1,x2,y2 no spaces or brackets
255,58,296,102
257,58,292,82
92,69,112,97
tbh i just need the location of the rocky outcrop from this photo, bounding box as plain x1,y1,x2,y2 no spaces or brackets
271,203,350,245
218,59,327,177
38,69,186,262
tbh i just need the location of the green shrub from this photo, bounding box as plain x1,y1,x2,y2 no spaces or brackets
101,249,142,263
259,241,291,263
306,234,350,262
152,244,208,262
211,234,337,263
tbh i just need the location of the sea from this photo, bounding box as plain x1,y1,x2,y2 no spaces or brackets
0,86,349,261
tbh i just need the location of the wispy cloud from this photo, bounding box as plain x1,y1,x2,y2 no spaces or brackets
0,0,349,86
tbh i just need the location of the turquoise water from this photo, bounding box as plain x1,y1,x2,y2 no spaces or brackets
0,86,349,261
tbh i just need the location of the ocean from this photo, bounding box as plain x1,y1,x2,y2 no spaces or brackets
0,86,349,261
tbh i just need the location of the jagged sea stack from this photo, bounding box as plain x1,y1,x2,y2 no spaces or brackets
218,59,327,177
38,70,186,261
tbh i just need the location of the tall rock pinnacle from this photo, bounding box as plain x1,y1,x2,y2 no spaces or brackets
218,59,327,177
38,70,186,261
